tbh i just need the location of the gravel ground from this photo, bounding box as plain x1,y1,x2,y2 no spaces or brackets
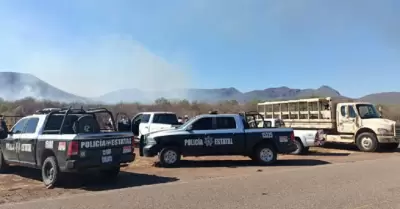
0,145,398,205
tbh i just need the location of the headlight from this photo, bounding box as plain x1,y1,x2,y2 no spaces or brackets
378,128,391,135
146,137,157,145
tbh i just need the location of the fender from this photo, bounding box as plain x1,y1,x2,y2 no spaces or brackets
293,129,318,147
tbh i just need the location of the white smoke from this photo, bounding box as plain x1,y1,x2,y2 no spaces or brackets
0,2,194,100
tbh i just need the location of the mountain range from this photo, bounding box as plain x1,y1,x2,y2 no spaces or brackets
0,72,399,104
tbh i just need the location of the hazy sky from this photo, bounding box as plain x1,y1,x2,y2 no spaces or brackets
0,0,399,98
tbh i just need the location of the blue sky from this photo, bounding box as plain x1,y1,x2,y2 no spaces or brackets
0,0,399,98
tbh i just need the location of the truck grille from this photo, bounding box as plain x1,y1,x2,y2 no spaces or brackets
396,125,400,137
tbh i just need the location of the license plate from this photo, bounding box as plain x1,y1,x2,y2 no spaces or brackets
279,136,288,142
122,146,131,154
101,156,113,163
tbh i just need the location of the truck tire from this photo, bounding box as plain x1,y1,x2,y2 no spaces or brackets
42,156,61,189
253,144,277,165
356,132,379,152
292,139,309,155
158,146,181,167
100,167,120,181
0,149,9,173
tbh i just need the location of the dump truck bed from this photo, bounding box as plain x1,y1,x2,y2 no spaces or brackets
257,97,337,129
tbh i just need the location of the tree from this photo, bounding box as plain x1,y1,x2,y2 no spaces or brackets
154,98,171,106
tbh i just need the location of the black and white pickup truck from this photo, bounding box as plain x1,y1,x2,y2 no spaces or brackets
139,111,297,167
0,107,135,188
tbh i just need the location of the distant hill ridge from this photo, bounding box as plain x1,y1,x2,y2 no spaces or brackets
0,72,399,104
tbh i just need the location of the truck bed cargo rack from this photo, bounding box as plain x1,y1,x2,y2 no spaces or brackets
37,106,117,134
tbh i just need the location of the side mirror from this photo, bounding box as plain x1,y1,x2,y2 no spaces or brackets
186,125,193,131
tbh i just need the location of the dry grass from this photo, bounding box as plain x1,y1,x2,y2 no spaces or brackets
0,97,399,122
0,97,256,119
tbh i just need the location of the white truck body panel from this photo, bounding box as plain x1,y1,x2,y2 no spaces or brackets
133,112,179,137
249,118,317,148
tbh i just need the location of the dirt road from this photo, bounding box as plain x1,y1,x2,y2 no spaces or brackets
0,145,399,206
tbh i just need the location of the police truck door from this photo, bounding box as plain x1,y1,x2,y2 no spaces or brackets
2,118,27,162
184,117,214,156
213,116,243,154
18,117,39,164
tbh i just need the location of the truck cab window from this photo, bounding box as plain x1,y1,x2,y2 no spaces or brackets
25,118,39,133
216,117,236,129
12,118,27,134
153,114,178,124
348,106,357,118
340,106,346,117
191,117,213,130
140,114,151,123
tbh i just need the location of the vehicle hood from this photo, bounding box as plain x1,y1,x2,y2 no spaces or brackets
361,118,395,131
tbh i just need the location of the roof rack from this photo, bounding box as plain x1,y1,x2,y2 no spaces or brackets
37,106,117,134
36,107,85,115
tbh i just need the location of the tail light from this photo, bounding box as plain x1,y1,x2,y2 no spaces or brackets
67,141,79,156
290,131,295,141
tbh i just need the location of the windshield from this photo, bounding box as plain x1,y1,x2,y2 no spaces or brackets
177,116,198,129
356,104,381,119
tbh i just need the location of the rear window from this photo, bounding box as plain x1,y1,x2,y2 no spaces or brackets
257,120,271,128
153,114,178,124
44,115,79,131
276,120,285,127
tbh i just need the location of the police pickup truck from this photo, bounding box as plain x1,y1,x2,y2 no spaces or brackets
139,111,297,167
0,107,135,188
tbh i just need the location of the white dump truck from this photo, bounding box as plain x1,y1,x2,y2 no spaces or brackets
257,97,400,152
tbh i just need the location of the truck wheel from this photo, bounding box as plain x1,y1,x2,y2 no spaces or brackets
292,139,308,155
356,132,379,152
100,167,120,181
42,156,60,189
0,149,9,173
253,144,277,165
158,147,181,167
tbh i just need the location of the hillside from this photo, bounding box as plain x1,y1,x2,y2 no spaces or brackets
0,72,399,104
0,72,88,103
358,92,400,104
94,85,342,104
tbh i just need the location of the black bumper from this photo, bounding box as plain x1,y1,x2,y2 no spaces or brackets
142,144,160,157
60,153,136,172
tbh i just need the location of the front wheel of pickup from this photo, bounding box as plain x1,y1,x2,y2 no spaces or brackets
158,146,181,167
253,144,277,165
42,156,60,189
